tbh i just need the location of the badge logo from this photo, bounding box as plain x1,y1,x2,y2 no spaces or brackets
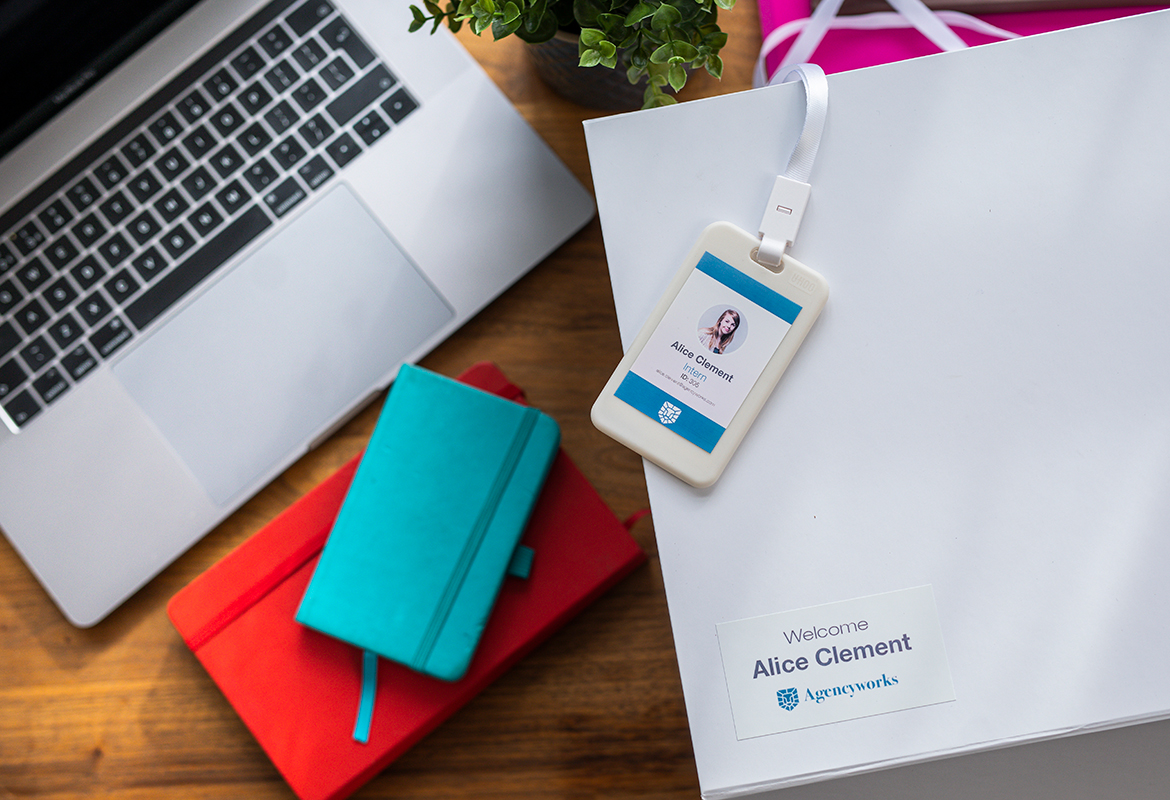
777,687,799,711
658,401,682,425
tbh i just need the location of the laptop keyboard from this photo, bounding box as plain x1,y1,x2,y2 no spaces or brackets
0,0,419,430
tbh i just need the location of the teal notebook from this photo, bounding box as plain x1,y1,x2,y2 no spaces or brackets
295,365,561,682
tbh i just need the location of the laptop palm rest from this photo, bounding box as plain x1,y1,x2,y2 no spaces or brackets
112,184,453,505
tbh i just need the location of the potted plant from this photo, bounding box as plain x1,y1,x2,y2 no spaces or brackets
408,0,736,109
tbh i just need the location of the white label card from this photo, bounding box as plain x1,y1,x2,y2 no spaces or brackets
716,586,955,740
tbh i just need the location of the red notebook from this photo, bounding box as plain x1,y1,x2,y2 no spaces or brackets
168,362,646,800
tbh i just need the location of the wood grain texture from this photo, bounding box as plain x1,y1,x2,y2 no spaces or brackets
0,4,761,798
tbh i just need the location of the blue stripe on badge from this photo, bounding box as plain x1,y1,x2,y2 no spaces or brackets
615,372,725,453
696,252,802,324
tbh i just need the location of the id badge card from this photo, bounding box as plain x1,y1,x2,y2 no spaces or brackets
592,222,828,487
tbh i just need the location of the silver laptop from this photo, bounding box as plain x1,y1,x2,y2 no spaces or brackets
0,0,594,627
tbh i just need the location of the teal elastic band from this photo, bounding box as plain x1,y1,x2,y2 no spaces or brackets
353,649,379,744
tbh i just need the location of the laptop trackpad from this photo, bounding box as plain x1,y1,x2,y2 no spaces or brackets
113,185,454,505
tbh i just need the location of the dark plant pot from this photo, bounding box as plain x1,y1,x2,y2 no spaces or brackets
526,31,647,111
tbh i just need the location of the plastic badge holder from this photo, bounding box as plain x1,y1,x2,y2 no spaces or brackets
592,221,828,487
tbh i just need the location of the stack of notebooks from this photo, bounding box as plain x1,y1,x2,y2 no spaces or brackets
168,362,645,800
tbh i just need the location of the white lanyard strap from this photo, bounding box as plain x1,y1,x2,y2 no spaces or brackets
757,63,829,267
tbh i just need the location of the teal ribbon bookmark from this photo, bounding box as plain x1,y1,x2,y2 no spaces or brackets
353,649,379,744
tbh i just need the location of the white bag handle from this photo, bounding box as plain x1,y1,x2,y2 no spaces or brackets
754,1,1021,87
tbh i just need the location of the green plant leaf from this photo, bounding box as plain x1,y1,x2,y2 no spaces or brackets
624,1,656,24
579,49,603,67
424,0,443,14
705,53,723,78
573,0,604,26
579,27,606,46
714,0,736,9
651,3,682,30
668,62,687,91
649,39,697,63
492,16,521,38
408,6,427,32
501,1,521,23
515,8,558,42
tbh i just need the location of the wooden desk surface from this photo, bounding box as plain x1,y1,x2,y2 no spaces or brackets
0,5,762,799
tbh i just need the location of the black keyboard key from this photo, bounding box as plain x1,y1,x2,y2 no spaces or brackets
239,82,273,115
104,268,141,304
3,390,40,426
265,100,300,133
61,343,98,381
122,133,156,168
149,112,183,147
208,145,244,180
155,189,190,223
99,190,134,225
244,158,280,192
231,46,267,81
184,165,218,200
162,222,197,259
327,65,395,126
44,277,77,312
128,209,162,245
0,279,20,314
271,136,307,169
73,214,107,247
0,358,27,398
39,200,74,234
90,316,132,357
44,236,79,270
0,321,19,357
320,17,375,69
178,87,212,123
97,232,133,268
11,220,46,256
299,114,333,147
95,154,129,189
238,122,273,157
132,247,167,281
129,168,164,203
216,180,250,215
382,88,419,124
189,203,224,237
77,292,112,326
293,38,327,71
353,110,388,146
205,68,239,102
298,154,334,190
325,132,360,168
21,335,54,370
287,1,334,36
16,257,51,293
259,23,294,59
71,257,104,291
156,148,191,182
33,367,68,405
183,125,218,159
319,56,354,91
211,102,246,137
14,297,50,335
265,59,299,93
0,243,15,273
127,205,272,330
48,312,83,349
292,77,327,112
263,177,307,218
66,177,100,212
